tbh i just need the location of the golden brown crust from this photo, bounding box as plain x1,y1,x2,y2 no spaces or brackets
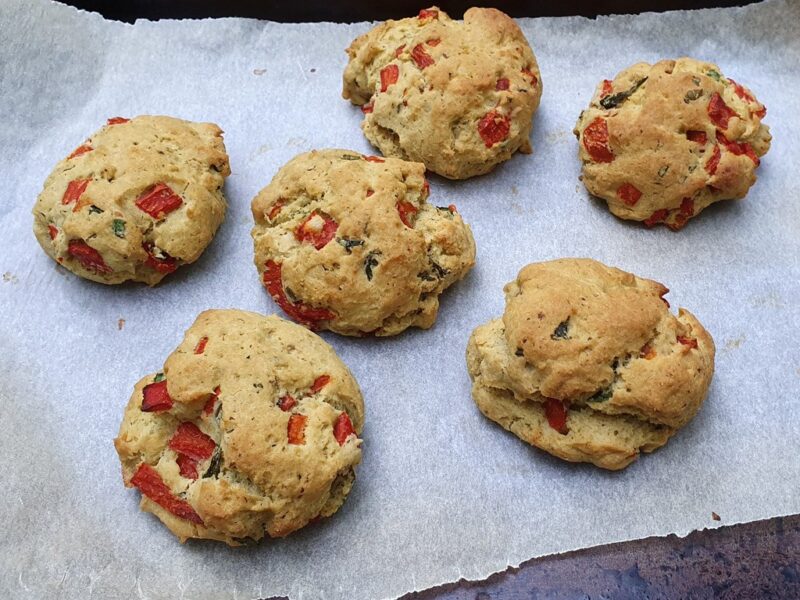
114,310,364,545
342,7,542,179
466,259,715,470
251,149,475,336
574,58,770,229
32,115,229,285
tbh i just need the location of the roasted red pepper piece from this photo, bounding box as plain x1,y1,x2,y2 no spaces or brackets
668,198,695,231
107,117,129,125
677,335,698,349
640,344,656,360
686,130,707,144
448,204,457,213
62,179,90,206
426,38,441,46
716,131,759,166
418,8,439,20
287,413,308,445
141,379,173,412
310,375,331,393
644,209,669,228
278,395,297,412
380,64,399,92
394,44,406,57
136,183,183,219
601,79,613,97
143,242,178,274
478,110,510,148
130,463,203,524
203,386,220,416
705,144,721,176
422,179,430,196
194,337,208,355
544,398,569,435
168,422,216,461
754,106,767,119
333,412,355,446
268,198,286,220
176,454,199,480
521,68,538,86
495,78,510,91
396,201,418,228
616,183,642,207
364,155,385,163
48,224,58,240
411,44,434,69
361,103,374,114
68,239,112,274
582,117,613,163
68,144,92,159
728,78,755,102
366,189,374,197
295,211,338,250
262,260,335,329
707,92,738,129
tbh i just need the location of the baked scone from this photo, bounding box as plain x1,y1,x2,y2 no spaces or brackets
33,115,229,284
574,58,770,229
466,259,715,470
342,6,542,179
251,149,476,336
114,310,364,545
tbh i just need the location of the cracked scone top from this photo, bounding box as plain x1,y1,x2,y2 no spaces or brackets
32,115,229,285
251,149,476,336
114,310,364,545
342,7,542,179
466,259,715,470
574,58,770,229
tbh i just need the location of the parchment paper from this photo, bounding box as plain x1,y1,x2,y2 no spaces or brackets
1,0,799,598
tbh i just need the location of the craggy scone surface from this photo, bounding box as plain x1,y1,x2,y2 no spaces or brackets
342,6,542,179
114,310,364,545
251,149,476,336
574,58,770,229
466,259,715,470
33,115,229,285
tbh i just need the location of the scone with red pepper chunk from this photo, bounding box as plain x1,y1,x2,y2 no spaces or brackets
342,7,542,179
574,58,770,229
251,149,476,336
114,309,364,545
33,115,229,284
466,259,715,470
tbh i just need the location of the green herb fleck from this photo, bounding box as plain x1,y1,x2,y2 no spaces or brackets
337,238,364,254
112,219,126,238
706,70,721,82
340,154,361,161
599,77,647,109
588,388,613,403
658,165,669,178
692,76,701,86
430,261,450,279
203,448,222,478
515,348,524,357
88,205,104,214
684,89,704,103
253,382,263,389
364,250,381,281
551,319,570,340
153,372,165,382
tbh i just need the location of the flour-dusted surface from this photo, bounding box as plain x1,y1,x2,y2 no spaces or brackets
1,1,799,598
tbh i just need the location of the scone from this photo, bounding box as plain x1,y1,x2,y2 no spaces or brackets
114,309,364,545
251,149,476,336
574,58,770,229
33,115,229,284
342,7,542,179
466,259,715,470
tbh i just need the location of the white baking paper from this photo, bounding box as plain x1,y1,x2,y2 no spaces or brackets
1,0,799,598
